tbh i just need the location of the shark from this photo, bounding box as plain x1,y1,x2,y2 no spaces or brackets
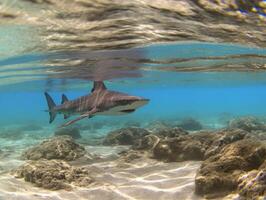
44,81,149,127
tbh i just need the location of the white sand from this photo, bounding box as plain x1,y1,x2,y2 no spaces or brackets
0,159,202,200
0,125,203,200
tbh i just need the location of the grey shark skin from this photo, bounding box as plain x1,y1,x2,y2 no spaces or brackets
44,81,149,127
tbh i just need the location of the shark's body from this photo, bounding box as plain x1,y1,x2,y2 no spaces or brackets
44,81,149,127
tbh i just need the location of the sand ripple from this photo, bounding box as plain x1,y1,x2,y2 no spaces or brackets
0,154,202,200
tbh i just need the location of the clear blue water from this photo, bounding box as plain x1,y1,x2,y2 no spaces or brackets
1,2,266,199
1,42,266,129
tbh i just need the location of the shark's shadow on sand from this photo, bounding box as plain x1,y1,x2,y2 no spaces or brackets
44,81,149,127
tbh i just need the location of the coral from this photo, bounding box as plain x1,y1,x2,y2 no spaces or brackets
22,136,85,161
114,126,263,198
204,129,247,159
103,127,150,146
228,117,266,132
237,160,266,199
13,159,93,190
153,126,189,138
152,129,246,162
153,132,216,162
195,139,266,198
249,130,266,141
133,134,161,150
237,170,266,199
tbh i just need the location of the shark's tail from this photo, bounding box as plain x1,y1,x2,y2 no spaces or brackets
44,92,57,123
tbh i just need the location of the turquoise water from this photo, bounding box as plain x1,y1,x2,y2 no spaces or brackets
0,1,266,199
0,42,266,128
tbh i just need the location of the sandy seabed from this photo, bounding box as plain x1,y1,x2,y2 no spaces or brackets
0,159,200,200
0,124,237,200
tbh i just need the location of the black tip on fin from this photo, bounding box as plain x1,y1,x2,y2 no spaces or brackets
49,115,56,124
64,114,70,119
61,94,69,104
91,81,106,93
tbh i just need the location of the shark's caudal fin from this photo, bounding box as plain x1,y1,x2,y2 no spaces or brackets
91,81,107,93
44,92,57,123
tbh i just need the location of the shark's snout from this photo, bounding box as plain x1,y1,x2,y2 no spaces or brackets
141,98,150,103
117,96,149,104
136,98,149,106
116,96,149,111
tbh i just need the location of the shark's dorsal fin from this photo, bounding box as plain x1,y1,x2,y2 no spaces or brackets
61,94,69,104
91,81,107,93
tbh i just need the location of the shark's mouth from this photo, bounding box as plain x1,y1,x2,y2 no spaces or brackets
120,109,135,113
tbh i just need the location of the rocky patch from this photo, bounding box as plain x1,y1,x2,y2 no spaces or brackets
153,132,216,162
228,116,266,132
102,127,150,146
237,160,266,200
153,126,189,138
22,136,85,161
195,139,266,198
133,134,161,150
13,159,93,190
203,128,247,159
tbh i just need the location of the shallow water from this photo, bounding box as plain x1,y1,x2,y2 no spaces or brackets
0,0,266,200
1,41,266,127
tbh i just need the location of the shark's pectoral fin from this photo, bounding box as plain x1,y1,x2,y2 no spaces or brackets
60,108,98,127
61,114,89,127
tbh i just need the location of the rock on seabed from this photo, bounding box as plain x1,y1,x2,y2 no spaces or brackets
13,159,94,190
101,124,266,199
228,117,266,132
237,161,266,199
195,139,266,198
152,129,245,162
22,136,85,161
102,127,150,146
